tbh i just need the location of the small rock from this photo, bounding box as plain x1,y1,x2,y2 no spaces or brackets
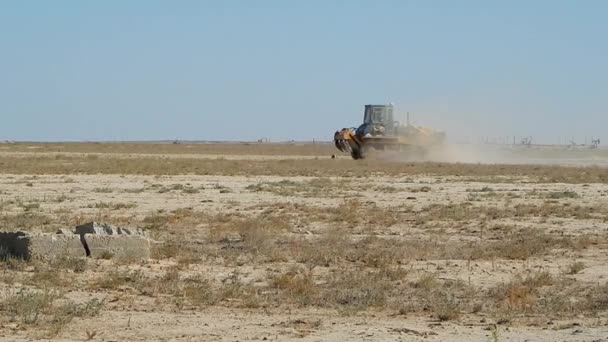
221,234,242,243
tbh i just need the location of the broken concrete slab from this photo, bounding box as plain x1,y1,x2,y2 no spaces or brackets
0,225,151,261
75,222,148,237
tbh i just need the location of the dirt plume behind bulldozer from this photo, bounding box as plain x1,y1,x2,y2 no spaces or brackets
374,142,608,167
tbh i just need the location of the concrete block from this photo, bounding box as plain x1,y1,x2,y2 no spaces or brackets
76,222,147,237
0,232,85,260
83,235,150,260
23,234,85,259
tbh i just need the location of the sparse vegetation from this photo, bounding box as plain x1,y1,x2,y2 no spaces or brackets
2,152,608,183
246,178,354,198
0,143,607,339
88,202,137,210
565,261,586,275
0,288,102,337
546,190,579,199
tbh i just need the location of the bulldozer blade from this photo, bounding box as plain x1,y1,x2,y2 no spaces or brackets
334,130,352,153
335,139,350,153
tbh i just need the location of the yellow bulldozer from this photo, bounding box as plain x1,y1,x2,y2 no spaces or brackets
334,104,445,160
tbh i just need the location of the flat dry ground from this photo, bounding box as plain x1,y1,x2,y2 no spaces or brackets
0,142,607,341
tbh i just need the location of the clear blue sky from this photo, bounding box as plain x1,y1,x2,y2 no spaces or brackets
1,1,606,143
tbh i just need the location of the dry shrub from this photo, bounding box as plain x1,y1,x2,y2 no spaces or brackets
236,217,288,254
94,269,145,290
181,275,215,306
141,266,181,297
565,261,586,275
432,297,462,321
0,289,102,337
142,208,197,231
139,267,216,307
206,214,290,263
490,272,556,313
546,191,579,199
45,298,103,337
215,276,265,308
290,229,347,267
413,273,439,291
522,271,554,288
347,236,406,267
151,239,203,266
585,282,608,312
28,265,75,288
319,269,392,310
270,266,397,311
485,231,555,260
148,210,291,264
504,284,535,310
271,266,318,306
51,256,88,273
0,289,61,325
478,274,608,317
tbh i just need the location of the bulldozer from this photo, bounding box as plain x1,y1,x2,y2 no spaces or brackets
334,104,445,160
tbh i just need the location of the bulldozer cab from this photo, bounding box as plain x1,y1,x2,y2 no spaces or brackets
364,104,394,125
363,104,395,131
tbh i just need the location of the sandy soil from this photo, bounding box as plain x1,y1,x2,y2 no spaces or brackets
4,308,607,342
0,146,607,341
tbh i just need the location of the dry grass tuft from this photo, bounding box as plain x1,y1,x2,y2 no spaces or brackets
271,266,318,306
0,289,103,337
320,269,391,310
565,261,586,275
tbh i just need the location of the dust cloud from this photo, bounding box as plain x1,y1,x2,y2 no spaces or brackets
377,144,608,167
